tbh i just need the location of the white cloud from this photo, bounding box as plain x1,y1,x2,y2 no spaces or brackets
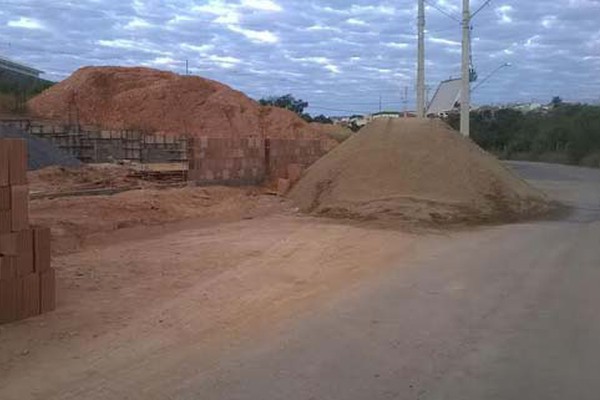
125,17,151,30
214,12,241,25
541,16,557,29
496,5,514,24
228,26,278,44
240,0,282,12
192,1,232,16
313,4,395,16
525,35,541,48
306,24,342,33
435,0,459,12
7,17,44,30
193,0,278,44
287,56,340,74
349,5,395,15
97,39,137,50
96,39,170,56
324,64,340,74
385,42,410,49
346,18,367,26
180,43,215,54
151,56,176,65
207,54,242,68
167,15,195,25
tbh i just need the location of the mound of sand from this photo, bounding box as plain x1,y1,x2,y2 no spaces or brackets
289,118,551,224
310,122,354,143
27,67,335,143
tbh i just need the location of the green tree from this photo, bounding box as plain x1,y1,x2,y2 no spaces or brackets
311,114,333,124
550,96,563,108
259,94,309,116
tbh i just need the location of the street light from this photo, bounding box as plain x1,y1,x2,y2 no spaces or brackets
472,62,511,92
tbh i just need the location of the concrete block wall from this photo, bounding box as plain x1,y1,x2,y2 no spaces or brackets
0,118,188,164
0,139,56,324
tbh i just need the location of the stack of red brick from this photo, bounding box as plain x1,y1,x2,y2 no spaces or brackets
188,137,265,185
188,137,332,186
0,139,55,324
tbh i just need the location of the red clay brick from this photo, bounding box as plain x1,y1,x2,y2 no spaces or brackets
0,186,10,211
16,273,40,320
33,226,51,273
8,139,27,185
15,229,34,277
0,278,17,324
10,185,29,231
0,141,8,187
39,268,56,313
0,256,16,281
277,178,291,196
287,163,303,183
0,210,10,235
0,233,18,256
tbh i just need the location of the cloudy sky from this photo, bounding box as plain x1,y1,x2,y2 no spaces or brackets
1,0,599,115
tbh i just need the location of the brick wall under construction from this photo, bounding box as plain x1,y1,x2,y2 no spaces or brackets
188,136,331,186
1,118,187,164
0,139,56,324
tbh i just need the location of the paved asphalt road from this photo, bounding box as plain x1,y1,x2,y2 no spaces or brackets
193,161,600,400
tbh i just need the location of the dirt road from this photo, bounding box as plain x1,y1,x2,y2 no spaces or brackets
1,161,599,399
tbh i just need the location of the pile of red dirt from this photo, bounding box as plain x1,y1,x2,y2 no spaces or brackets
27,67,335,144
289,118,552,225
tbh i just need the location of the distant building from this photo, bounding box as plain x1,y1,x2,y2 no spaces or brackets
0,56,43,79
349,115,370,127
330,116,351,125
427,78,461,117
371,111,403,119
505,102,547,113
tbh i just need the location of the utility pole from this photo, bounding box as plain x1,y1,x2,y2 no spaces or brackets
379,94,382,113
405,86,409,116
185,59,189,75
416,0,426,118
460,0,471,136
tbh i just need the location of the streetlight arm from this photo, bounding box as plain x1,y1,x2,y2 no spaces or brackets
472,63,511,92
472,0,493,18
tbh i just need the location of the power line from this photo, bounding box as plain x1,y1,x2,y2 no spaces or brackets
424,0,461,22
427,25,461,34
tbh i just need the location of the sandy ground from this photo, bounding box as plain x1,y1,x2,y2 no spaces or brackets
0,162,597,399
0,203,417,399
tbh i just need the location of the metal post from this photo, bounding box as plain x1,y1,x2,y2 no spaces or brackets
417,0,426,118
460,0,471,136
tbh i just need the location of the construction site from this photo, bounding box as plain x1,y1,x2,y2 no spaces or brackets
1,1,600,399
0,60,558,395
